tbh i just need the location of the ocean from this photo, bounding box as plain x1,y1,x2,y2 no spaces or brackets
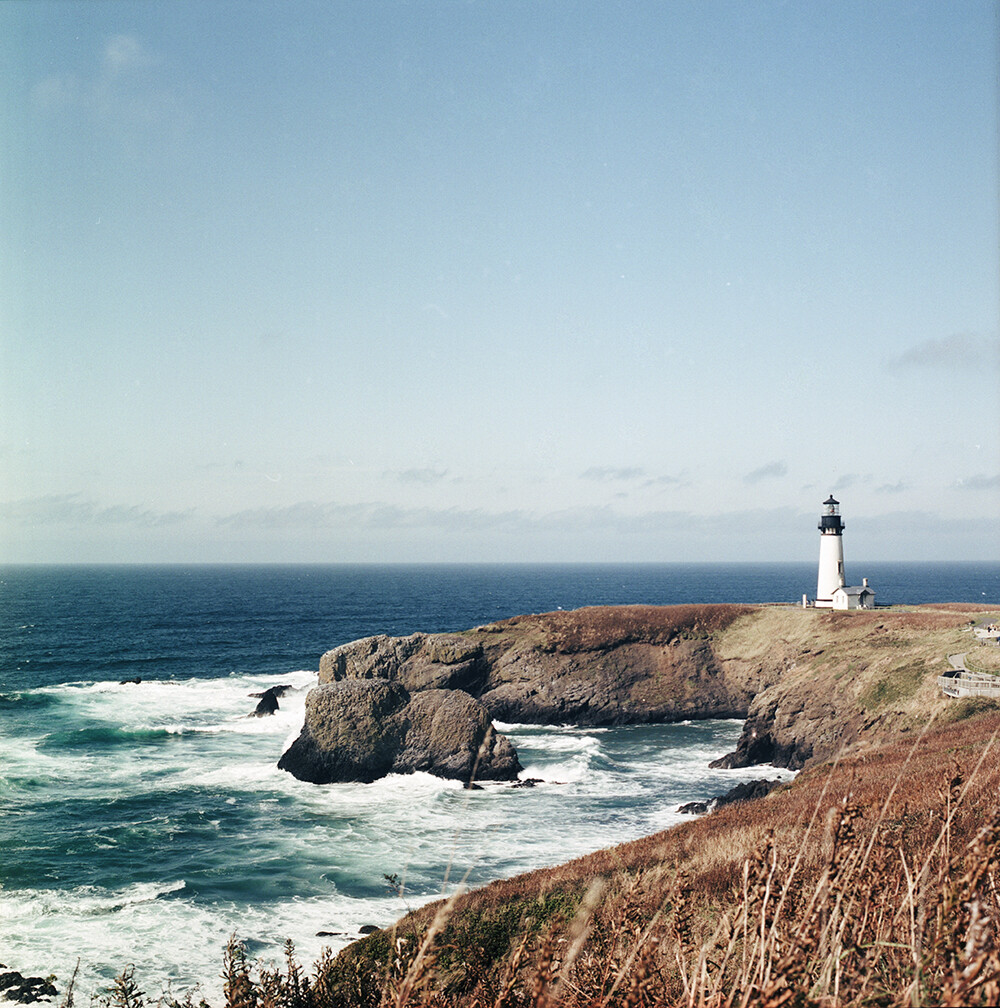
1,562,997,1000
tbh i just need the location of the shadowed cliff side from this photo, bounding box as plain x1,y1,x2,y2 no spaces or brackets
278,680,521,784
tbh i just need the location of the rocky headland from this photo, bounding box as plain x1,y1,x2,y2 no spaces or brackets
280,602,989,783
268,601,1000,1007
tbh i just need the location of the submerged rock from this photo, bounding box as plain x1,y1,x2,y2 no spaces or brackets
249,684,293,717
678,778,784,815
278,679,521,785
0,970,58,1004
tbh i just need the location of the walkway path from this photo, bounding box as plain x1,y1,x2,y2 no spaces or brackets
940,651,1000,698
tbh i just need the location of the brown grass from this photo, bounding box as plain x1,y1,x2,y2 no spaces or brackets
966,647,1000,673
139,709,998,1008
480,605,756,653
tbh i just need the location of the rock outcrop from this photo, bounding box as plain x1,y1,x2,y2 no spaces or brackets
318,605,759,727
0,969,57,1004
278,679,520,785
282,600,983,782
250,684,293,717
677,778,785,814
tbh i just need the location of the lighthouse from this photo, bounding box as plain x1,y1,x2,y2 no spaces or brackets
815,495,845,607
807,496,876,609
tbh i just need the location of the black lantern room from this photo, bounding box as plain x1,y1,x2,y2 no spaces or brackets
818,495,844,535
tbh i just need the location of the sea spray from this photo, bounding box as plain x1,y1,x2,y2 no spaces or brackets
0,671,790,1001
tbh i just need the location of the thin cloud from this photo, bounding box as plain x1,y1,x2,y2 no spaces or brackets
421,303,450,320
833,474,865,491
212,500,809,539
215,500,527,533
1,494,191,527
643,474,685,488
743,461,787,485
103,35,152,76
387,468,449,485
885,334,1000,373
31,34,175,126
581,467,646,482
875,482,907,494
953,474,1000,490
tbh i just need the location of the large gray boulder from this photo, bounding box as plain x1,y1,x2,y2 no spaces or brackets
278,679,521,785
394,688,520,780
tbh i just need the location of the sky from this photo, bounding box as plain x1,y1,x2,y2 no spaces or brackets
2,0,998,564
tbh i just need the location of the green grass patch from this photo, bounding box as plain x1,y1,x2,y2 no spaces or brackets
941,695,1000,723
858,662,927,711
434,887,581,990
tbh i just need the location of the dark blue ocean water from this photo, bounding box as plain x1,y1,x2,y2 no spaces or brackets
3,562,997,692
0,562,996,998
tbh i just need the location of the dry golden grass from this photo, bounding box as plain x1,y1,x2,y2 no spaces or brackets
208,709,995,1008
966,646,1000,673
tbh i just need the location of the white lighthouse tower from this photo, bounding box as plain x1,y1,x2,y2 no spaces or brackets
815,495,846,608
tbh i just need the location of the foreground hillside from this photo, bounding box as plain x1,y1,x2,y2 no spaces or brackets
315,710,1000,1007
82,603,1000,1007
201,601,1000,1008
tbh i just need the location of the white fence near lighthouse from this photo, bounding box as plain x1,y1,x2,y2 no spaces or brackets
938,668,1000,699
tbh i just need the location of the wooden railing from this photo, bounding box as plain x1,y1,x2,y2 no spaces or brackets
938,669,1000,698
964,652,1000,676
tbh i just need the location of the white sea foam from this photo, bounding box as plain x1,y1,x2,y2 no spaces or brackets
4,671,793,1000
0,881,421,1004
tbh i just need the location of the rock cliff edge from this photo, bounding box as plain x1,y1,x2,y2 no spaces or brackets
280,603,986,782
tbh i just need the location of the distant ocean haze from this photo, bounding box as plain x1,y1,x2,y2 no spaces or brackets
0,562,996,1000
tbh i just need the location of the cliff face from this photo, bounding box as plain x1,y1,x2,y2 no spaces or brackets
318,604,759,727
710,606,979,769
313,603,987,772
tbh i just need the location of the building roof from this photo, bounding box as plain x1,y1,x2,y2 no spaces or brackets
833,585,875,598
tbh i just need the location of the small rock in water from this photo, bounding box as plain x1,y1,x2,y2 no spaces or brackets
511,778,545,789
119,677,141,685
677,779,783,816
249,684,293,717
315,931,346,937
358,925,379,935
0,971,58,1004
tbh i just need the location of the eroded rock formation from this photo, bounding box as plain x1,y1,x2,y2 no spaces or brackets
282,604,980,783
278,679,520,785
317,605,759,727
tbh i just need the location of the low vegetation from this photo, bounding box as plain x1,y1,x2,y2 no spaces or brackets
475,604,754,653
965,646,1000,674
89,710,1000,1008
83,604,1000,1007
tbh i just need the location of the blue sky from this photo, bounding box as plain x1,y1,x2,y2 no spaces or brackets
2,0,998,563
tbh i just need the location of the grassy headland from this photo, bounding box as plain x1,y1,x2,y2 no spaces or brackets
94,604,1000,1007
